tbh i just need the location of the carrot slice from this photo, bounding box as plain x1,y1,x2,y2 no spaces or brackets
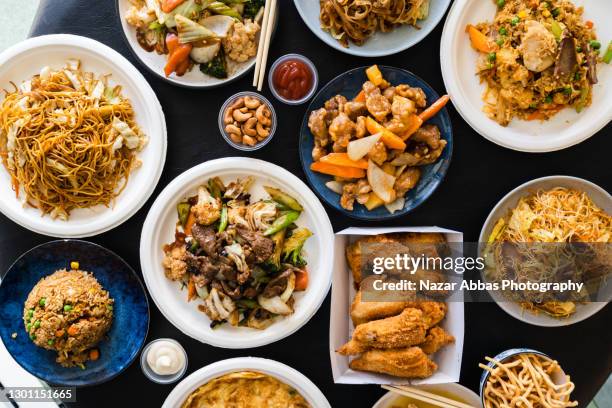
89,349,100,361
164,34,192,77
184,211,196,236
366,65,384,86
310,162,366,178
67,325,79,336
401,114,423,140
354,90,366,102
294,269,309,291
466,25,492,53
365,117,406,150
187,277,197,301
161,0,185,13
419,95,450,122
320,153,369,169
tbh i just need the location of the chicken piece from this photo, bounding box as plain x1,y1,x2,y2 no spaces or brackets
343,101,367,120
223,19,260,62
418,326,455,354
312,143,327,162
386,96,416,134
363,81,391,122
324,95,347,123
519,20,557,72
340,179,371,211
383,86,396,102
346,234,401,284
349,346,438,378
329,112,356,152
355,116,367,138
411,125,441,149
394,167,421,197
162,245,188,281
308,108,330,147
406,139,447,166
367,141,388,166
337,308,427,355
351,289,416,326
395,85,427,107
414,301,447,328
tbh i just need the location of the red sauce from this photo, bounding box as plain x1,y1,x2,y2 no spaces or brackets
272,59,313,100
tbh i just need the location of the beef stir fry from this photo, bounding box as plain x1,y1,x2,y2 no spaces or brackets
162,177,312,329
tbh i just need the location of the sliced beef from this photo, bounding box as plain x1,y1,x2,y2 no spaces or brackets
191,224,219,256
236,225,274,264
262,269,292,298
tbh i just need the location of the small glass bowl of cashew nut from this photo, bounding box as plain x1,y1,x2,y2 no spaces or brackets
218,91,277,151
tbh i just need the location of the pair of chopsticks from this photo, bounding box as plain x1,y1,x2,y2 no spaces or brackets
252,0,277,91
382,385,477,408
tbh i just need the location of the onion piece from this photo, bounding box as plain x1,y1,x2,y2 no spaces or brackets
385,197,405,214
367,159,396,203
280,271,296,302
347,133,381,161
257,295,293,315
325,180,344,194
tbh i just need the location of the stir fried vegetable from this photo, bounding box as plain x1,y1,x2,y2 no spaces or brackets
282,228,313,266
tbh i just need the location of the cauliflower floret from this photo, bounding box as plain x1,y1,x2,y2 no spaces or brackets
246,201,277,231
125,4,156,28
162,245,187,281
191,186,221,226
223,19,260,63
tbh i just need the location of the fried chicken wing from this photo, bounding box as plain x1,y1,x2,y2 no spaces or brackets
349,346,437,378
415,301,447,328
418,326,455,354
337,308,427,355
345,235,400,284
350,289,416,326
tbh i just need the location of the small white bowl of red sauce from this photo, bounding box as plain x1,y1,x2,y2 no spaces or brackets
269,54,318,105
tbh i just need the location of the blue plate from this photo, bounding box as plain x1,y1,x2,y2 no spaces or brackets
0,240,149,386
299,66,453,221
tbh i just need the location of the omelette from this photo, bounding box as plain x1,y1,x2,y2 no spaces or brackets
181,371,311,408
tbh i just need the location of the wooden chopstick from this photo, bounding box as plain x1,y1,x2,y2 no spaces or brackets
382,385,477,408
256,0,277,91
252,0,272,87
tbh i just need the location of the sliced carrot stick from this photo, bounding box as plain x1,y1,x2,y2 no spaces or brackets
161,0,185,13
365,117,406,150
320,153,369,169
366,65,384,86
310,162,366,178
354,90,366,102
164,34,192,77
187,277,196,302
294,269,309,291
466,25,492,53
89,349,100,361
184,211,196,236
419,95,450,122
401,114,423,140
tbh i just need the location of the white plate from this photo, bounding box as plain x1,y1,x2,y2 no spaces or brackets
373,383,482,408
293,0,451,57
0,34,167,238
116,0,272,88
478,175,611,327
140,157,334,348
162,357,331,408
440,0,612,152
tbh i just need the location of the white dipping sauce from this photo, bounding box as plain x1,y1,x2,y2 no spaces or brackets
146,340,185,376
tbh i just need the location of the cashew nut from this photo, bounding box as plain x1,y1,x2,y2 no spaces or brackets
230,133,243,144
242,117,257,137
229,97,245,110
225,124,241,135
233,109,253,122
255,104,272,126
256,121,270,139
242,135,257,146
223,108,234,125
244,96,261,109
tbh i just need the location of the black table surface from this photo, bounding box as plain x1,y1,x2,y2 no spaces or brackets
0,0,610,406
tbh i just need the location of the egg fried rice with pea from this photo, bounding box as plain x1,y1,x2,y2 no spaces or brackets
23,266,113,368
467,0,602,126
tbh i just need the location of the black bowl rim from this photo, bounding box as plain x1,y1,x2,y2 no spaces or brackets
298,65,454,221
0,239,150,387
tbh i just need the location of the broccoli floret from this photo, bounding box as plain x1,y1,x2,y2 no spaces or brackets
243,0,265,20
282,228,312,267
199,47,228,79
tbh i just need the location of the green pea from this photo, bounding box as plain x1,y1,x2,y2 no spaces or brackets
30,334,36,341
497,0,505,8
488,52,497,62
47,339,54,346
496,38,505,46
544,95,553,104
552,8,560,17
26,323,32,332
563,87,573,95
28,309,34,318
64,305,73,312
39,298,46,307
511,16,519,26
590,40,601,50
107,305,113,311
499,27,508,35
34,320,40,329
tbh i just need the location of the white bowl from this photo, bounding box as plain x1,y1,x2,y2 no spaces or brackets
373,383,482,408
478,175,611,327
116,0,274,88
293,0,451,57
440,0,612,152
140,157,334,348
162,357,331,408
0,34,167,238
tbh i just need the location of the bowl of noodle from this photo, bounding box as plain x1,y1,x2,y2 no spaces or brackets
478,175,611,327
0,34,166,238
293,0,451,57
